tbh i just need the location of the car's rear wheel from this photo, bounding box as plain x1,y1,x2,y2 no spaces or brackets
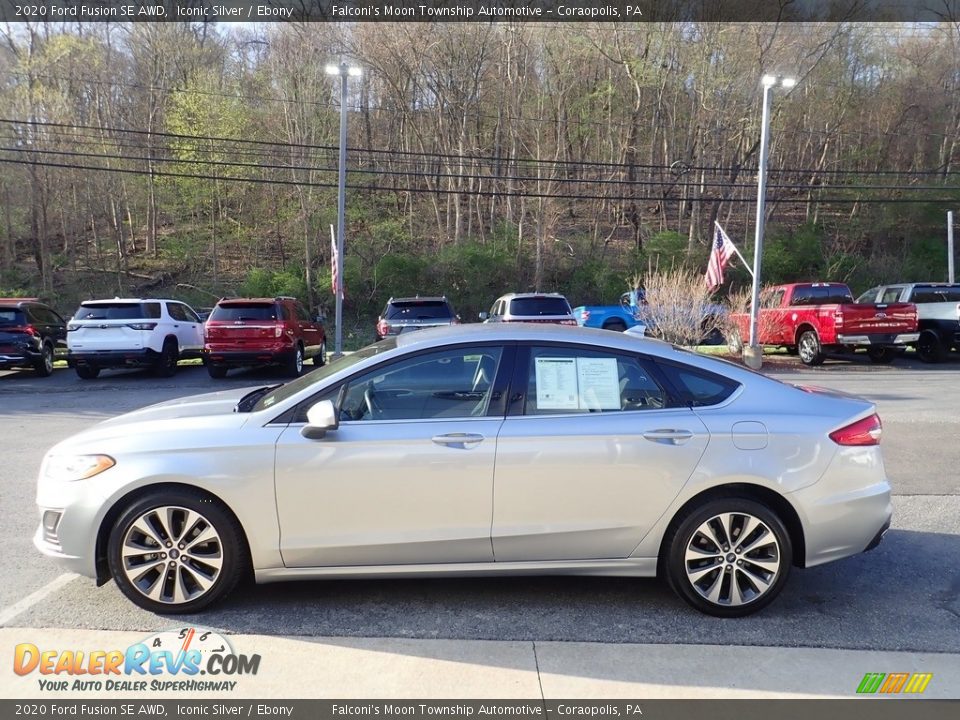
206,363,228,379
797,330,824,366
285,344,304,377
312,342,326,366
107,490,247,614
155,339,179,377
603,320,627,332
917,330,947,363
867,346,895,364
34,342,54,377
664,498,792,617
76,365,99,380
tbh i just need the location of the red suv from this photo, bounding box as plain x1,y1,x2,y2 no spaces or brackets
204,297,326,378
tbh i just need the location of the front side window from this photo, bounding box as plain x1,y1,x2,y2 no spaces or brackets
337,346,505,422
523,346,666,415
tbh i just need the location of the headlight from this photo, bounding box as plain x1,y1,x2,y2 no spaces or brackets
44,454,115,481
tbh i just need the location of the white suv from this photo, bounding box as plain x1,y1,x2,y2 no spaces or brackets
67,298,204,379
480,292,577,326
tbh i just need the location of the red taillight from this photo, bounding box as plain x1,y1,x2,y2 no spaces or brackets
830,413,882,446
580,310,591,322
377,319,390,336
9,325,38,336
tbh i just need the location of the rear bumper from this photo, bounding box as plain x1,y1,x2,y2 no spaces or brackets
205,347,295,367
0,349,40,367
836,332,919,346
67,349,156,368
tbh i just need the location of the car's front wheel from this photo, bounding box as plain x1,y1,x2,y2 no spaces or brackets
664,498,792,617
107,490,247,614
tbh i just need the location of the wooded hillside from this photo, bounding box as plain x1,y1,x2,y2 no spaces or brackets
2,22,959,337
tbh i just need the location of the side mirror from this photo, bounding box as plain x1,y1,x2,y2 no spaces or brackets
301,399,339,440
478,312,488,321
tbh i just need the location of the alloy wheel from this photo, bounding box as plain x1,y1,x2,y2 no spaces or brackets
119,506,223,605
683,511,782,608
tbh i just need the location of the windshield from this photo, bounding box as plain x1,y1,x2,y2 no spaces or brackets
509,297,572,316
251,339,398,413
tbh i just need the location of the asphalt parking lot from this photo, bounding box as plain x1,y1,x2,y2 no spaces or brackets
1,355,958,655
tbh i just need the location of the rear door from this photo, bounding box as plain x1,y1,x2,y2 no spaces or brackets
491,344,709,562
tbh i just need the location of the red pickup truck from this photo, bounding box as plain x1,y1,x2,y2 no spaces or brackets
729,282,919,365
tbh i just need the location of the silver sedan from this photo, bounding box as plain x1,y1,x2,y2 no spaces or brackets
33,324,891,617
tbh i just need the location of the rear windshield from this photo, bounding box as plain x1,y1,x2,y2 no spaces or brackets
0,308,25,325
912,286,960,303
210,303,279,322
74,302,161,320
791,286,854,306
385,301,453,320
509,297,572,316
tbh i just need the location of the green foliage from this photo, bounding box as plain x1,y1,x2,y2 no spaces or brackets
644,231,689,269
239,266,307,302
761,224,826,282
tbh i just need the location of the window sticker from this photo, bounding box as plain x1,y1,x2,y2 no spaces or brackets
534,357,579,409
576,357,620,410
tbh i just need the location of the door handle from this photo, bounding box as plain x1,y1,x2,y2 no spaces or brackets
643,429,694,445
431,433,485,447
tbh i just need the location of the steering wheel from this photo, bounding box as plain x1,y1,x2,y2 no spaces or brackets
363,384,386,420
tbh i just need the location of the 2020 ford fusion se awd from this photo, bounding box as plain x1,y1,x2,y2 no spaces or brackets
34,324,891,617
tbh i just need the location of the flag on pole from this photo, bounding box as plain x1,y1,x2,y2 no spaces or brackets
330,225,342,297
705,222,739,290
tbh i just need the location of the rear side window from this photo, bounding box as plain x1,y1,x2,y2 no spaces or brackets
209,303,278,322
386,301,453,320
509,297,572,316
75,302,159,320
0,308,25,325
656,361,740,407
912,286,960,303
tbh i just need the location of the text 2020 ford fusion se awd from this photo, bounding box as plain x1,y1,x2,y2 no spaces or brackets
34,324,891,617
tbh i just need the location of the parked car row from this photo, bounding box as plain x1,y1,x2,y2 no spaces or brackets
0,295,326,380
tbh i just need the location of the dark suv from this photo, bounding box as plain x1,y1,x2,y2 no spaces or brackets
0,298,67,377
204,297,326,378
376,296,460,340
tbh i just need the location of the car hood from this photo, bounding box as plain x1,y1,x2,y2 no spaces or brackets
93,387,255,427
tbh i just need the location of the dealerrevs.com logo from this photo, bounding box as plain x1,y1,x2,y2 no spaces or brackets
13,628,260,692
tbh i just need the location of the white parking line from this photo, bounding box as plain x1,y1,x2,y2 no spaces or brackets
0,573,78,626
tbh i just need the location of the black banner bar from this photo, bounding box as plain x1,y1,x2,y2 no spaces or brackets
0,700,958,720
2,0,960,23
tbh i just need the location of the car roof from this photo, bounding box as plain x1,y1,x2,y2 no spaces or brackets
0,297,42,307
394,321,662,351
388,296,449,303
81,298,179,304
497,292,568,299
216,298,281,305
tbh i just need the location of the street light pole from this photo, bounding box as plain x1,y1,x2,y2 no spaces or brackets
745,74,795,370
326,61,361,358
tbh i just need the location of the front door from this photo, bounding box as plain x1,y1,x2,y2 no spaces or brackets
274,344,510,568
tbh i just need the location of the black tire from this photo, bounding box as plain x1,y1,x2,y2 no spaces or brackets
664,498,792,618
285,344,304,377
867,346,895,364
34,342,54,377
312,342,326,366
76,365,100,380
917,330,947,364
603,320,627,333
207,364,228,379
154,339,179,378
797,330,824,366
106,488,248,614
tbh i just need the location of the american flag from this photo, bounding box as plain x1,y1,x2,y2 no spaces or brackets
705,223,737,290
330,233,342,297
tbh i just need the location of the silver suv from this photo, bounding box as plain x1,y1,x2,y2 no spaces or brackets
67,298,204,379
480,293,577,326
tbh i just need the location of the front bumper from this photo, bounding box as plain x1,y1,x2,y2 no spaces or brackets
68,349,157,369
836,333,919,346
